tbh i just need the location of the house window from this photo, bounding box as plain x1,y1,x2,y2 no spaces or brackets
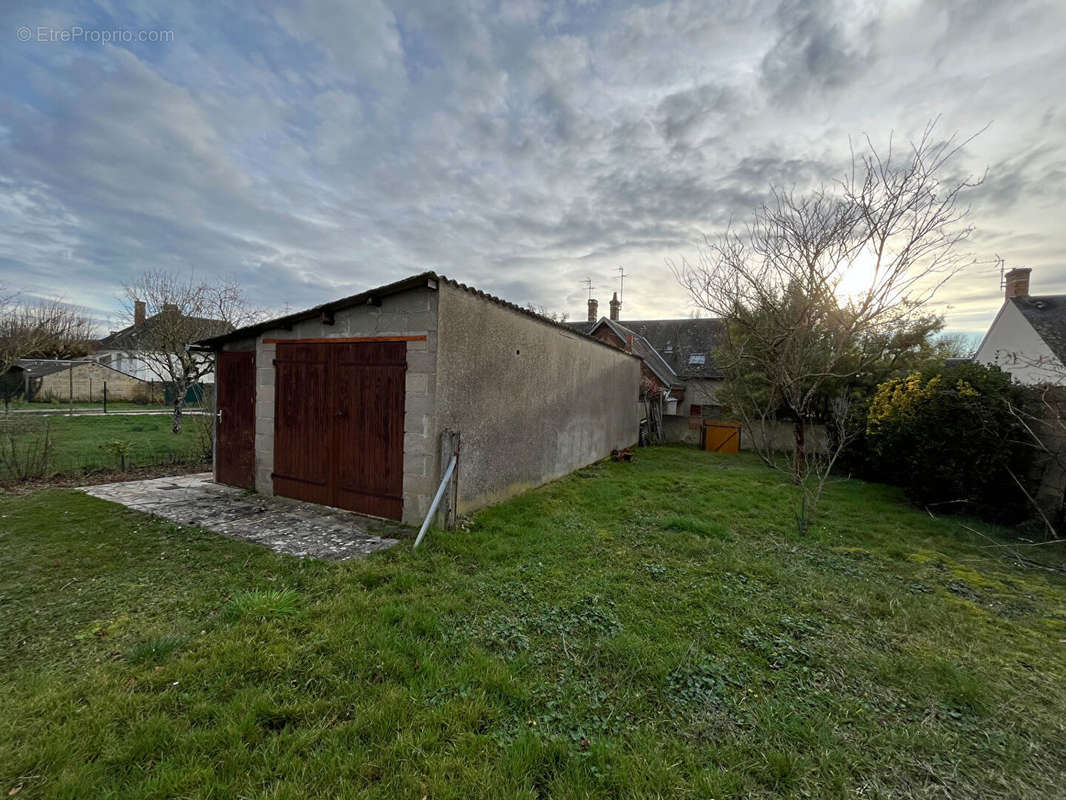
688,353,706,365
690,404,702,417
664,345,673,354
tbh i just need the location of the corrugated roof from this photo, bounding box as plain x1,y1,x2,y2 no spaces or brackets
197,271,641,360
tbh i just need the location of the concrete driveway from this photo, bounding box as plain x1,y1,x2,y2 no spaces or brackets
81,473,402,560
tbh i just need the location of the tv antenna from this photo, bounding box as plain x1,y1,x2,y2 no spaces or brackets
616,265,628,304
581,277,596,300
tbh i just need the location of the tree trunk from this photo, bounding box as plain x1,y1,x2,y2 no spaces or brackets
172,395,185,434
793,419,806,482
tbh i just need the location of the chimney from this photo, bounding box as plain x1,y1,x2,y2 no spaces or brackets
1005,267,1031,299
609,291,621,321
587,297,598,322
162,303,179,316
134,300,146,326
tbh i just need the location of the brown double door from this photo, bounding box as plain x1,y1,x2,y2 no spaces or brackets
272,341,406,520
216,350,257,489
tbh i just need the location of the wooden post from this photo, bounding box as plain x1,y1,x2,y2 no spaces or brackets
103,382,108,414
437,429,460,530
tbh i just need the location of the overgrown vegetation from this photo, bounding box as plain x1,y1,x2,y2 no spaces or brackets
0,416,54,480
2,447,1064,798
673,122,980,532
866,361,1035,521
0,414,205,482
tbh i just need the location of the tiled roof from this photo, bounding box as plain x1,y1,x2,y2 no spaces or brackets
567,317,727,379
1011,294,1066,366
100,311,231,351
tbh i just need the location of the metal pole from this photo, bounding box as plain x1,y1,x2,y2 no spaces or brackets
414,453,458,550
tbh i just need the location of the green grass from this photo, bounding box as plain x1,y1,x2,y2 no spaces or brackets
4,400,164,412
0,413,206,479
2,447,1065,798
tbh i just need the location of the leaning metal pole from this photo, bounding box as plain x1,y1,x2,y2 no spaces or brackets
413,453,458,550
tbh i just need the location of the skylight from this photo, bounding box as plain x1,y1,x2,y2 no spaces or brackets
688,353,706,365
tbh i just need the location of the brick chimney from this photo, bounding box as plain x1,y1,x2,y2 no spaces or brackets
587,297,598,322
134,300,146,326
609,291,621,321
1005,267,1031,299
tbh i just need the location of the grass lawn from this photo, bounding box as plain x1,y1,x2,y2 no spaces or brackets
0,414,207,480
2,447,1065,798
3,400,166,412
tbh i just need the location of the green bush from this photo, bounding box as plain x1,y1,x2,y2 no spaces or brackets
865,362,1033,521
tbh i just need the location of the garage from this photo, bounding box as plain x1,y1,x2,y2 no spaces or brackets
273,340,406,519
199,272,640,526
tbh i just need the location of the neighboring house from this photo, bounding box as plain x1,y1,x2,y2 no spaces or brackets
566,292,728,421
198,272,640,524
975,268,1066,385
95,301,230,384
12,358,156,402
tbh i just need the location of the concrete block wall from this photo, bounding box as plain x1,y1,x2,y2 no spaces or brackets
33,362,155,403
223,287,439,525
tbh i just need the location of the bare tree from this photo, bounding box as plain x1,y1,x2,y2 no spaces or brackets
524,302,569,323
671,122,981,533
122,271,259,433
0,289,95,377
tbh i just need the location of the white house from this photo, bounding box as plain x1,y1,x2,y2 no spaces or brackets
95,300,229,385
975,268,1066,385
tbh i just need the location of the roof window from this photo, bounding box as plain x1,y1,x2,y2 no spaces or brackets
688,353,706,365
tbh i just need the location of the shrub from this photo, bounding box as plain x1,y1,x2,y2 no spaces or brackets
100,439,134,471
865,362,1033,521
0,416,54,482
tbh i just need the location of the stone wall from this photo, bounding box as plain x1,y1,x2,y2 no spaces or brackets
31,362,156,403
434,282,640,513
221,286,439,524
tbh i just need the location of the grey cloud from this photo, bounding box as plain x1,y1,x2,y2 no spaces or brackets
760,0,878,103
1,0,1065,326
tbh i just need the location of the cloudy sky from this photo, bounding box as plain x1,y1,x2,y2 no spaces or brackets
2,0,1064,334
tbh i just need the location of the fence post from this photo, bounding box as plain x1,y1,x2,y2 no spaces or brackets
103,382,107,414
438,429,460,530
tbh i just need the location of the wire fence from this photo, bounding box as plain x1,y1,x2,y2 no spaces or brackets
0,412,213,484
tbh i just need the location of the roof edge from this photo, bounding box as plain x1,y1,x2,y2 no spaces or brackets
198,271,641,361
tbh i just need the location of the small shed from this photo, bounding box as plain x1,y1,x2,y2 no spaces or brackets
197,272,640,524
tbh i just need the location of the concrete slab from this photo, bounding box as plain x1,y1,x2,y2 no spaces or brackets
80,473,402,561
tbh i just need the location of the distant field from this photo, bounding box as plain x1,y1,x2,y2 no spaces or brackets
0,413,208,480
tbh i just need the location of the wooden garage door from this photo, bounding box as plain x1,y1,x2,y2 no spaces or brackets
215,350,256,489
272,341,406,519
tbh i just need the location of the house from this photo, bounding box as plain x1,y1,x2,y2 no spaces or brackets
11,358,156,403
95,301,231,385
566,292,728,436
975,268,1066,385
197,272,640,524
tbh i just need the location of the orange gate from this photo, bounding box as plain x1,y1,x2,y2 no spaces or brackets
703,420,741,453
